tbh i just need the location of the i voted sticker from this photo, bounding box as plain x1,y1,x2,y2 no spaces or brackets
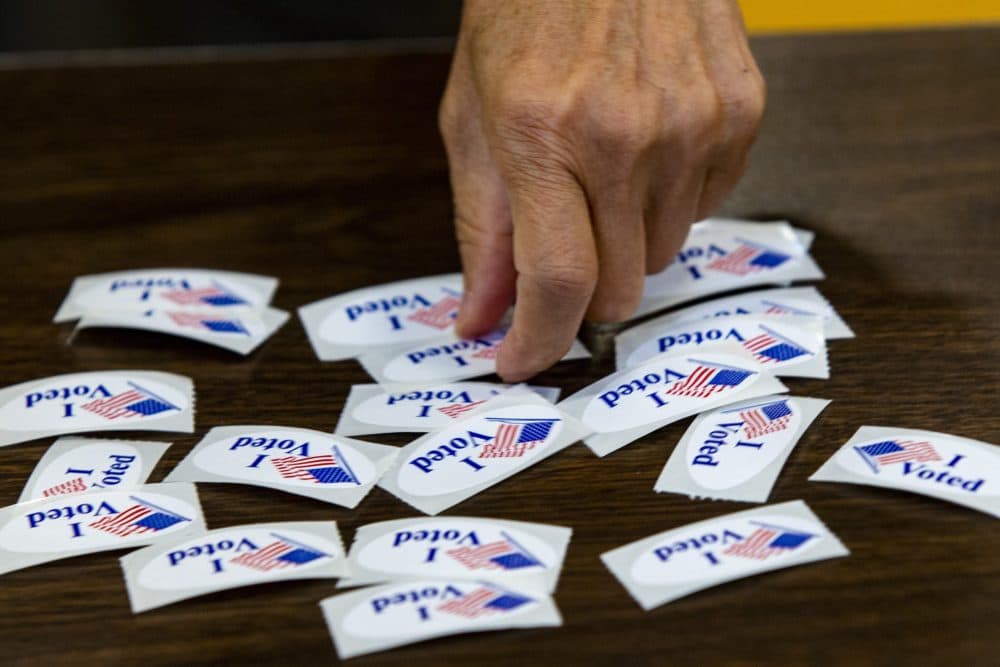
120,521,349,613
358,328,591,386
54,268,279,322
601,500,848,610
340,517,571,593
335,383,561,436
74,306,289,355
655,396,830,502
557,343,788,457
810,426,1000,518
298,274,465,361
164,425,398,509
377,389,591,515
635,219,825,319
618,286,853,344
320,578,562,659
616,314,829,378
0,482,206,576
0,371,195,448
18,437,170,503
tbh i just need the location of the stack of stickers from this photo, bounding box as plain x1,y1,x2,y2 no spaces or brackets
322,516,571,658
55,268,289,354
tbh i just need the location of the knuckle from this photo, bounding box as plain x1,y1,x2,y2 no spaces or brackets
527,260,597,299
581,96,659,154
589,289,642,323
721,72,767,136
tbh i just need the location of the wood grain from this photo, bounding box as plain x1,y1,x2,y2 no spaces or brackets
0,27,998,666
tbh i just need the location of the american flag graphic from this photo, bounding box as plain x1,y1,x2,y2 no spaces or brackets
436,586,534,619
79,383,179,421
761,300,815,317
738,400,793,439
437,400,486,419
270,446,360,485
664,362,754,399
479,418,558,458
723,524,813,560
161,284,248,307
41,477,89,497
446,531,543,571
167,311,249,335
471,345,500,360
705,241,791,276
853,439,942,473
87,496,189,537
407,293,461,330
742,326,811,363
229,534,327,572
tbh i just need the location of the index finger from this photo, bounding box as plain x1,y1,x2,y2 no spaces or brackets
496,173,597,382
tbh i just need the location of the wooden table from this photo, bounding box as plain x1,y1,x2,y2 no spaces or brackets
0,27,997,666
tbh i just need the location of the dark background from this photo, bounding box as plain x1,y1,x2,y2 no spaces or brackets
0,1,463,52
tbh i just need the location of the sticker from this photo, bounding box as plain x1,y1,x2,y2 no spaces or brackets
340,517,571,593
655,396,830,502
358,328,591,385
320,578,561,659
809,426,1000,518
635,219,825,319
557,343,788,457
377,388,591,515
616,287,853,356
0,371,195,448
73,306,289,355
335,383,562,436
18,436,170,503
615,315,829,378
0,482,206,576
601,500,848,610
163,425,398,509
54,268,278,322
298,274,465,361
120,521,349,613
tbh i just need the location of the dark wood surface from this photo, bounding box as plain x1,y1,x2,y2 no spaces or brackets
1,26,998,666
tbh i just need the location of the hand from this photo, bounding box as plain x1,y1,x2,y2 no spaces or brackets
440,0,765,381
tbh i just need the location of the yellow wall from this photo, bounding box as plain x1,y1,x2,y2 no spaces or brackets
741,1,1000,33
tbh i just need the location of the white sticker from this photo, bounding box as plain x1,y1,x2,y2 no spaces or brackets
335,383,562,436
617,286,853,350
73,306,289,355
298,274,465,361
377,389,591,515
163,425,398,509
358,328,591,386
810,426,1000,518
340,517,571,593
635,219,825,319
54,268,278,322
557,343,788,457
19,436,170,503
0,482,206,576
601,500,848,610
655,396,830,502
0,371,195,448
320,578,562,659
615,314,829,378
120,521,349,613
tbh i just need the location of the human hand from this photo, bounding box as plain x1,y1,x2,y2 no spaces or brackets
440,0,765,381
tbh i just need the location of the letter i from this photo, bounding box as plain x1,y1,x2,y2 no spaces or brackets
424,547,438,563
702,551,720,566
63,403,74,418
417,606,430,621
69,522,84,539
211,558,224,574
453,355,469,367
687,266,703,280
246,454,268,469
388,315,403,331
946,454,965,468
416,405,431,418
460,457,485,472
647,393,669,408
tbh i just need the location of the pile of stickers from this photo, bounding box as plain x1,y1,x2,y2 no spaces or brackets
55,268,289,354
1,218,996,660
